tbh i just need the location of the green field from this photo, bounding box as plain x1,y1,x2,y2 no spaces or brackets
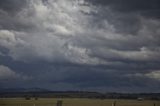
0,98,160,106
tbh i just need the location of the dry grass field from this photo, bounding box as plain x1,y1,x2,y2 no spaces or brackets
0,98,160,106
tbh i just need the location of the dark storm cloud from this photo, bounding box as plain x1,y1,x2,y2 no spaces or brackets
87,0,160,13
1,55,160,92
0,0,27,13
0,0,35,32
26,64,160,92
0,0,160,92
87,0,160,34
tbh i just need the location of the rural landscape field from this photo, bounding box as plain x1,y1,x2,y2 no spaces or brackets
0,98,160,106
1,0,160,106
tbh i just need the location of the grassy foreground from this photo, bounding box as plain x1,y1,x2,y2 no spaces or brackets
0,98,160,106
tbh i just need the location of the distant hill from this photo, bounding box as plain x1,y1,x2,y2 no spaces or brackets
0,88,160,100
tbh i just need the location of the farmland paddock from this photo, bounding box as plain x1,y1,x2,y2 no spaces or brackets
112,101,116,106
56,100,63,106
0,98,160,106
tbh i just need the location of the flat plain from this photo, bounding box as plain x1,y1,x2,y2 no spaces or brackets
0,98,160,106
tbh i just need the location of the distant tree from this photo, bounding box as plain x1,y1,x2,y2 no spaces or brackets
25,96,31,100
35,97,38,100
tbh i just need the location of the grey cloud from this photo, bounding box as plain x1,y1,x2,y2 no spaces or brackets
0,0,160,92
0,65,30,81
87,0,160,13
87,0,160,35
0,0,28,13
28,65,160,92
0,65,20,80
0,54,160,92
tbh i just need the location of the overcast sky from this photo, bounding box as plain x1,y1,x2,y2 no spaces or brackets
0,0,160,93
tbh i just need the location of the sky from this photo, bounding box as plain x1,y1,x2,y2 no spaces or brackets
0,0,160,93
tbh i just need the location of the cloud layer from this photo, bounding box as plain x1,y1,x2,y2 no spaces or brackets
0,0,160,92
